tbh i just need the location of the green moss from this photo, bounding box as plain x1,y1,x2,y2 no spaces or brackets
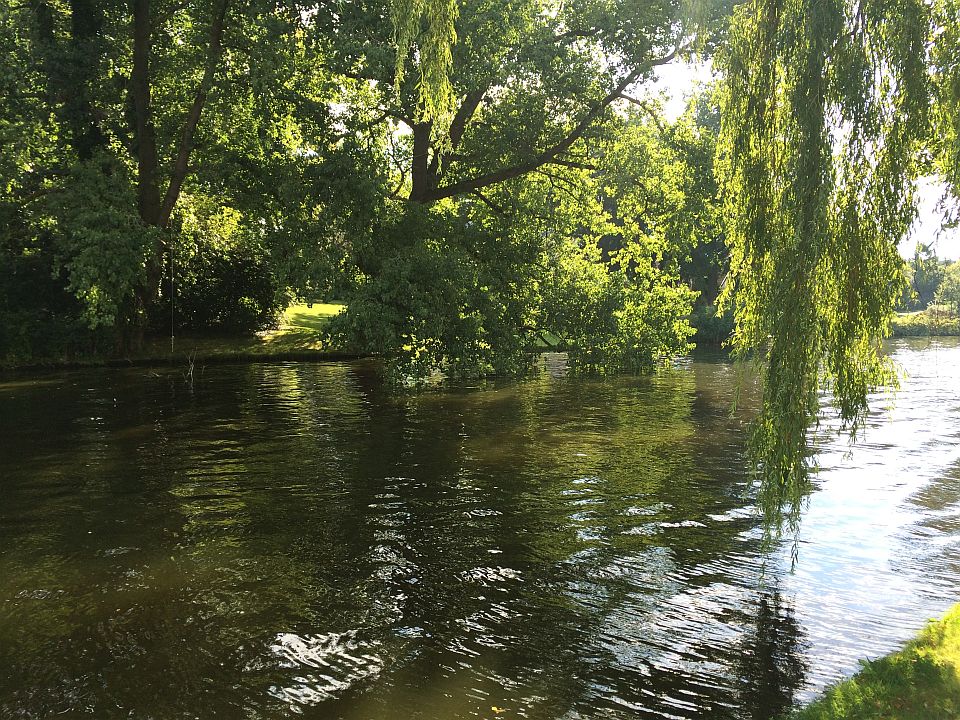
788,604,960,720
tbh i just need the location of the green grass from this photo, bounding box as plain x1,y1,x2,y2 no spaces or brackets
261,302,345,348
137,302,347,361
787,604,960,720
892,306,960,336
278,302,345,333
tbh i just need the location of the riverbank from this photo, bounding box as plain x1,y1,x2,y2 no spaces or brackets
4,302,707,371
2,303,360,371
6,302,954,372
146,302,351,363
788,603,960,719
892,307,960,336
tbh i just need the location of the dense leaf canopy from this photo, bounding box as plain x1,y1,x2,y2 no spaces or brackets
0,0,724,376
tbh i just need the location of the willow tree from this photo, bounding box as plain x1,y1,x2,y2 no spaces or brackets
390,0,458,125
717,0,937,528
935,0,960,207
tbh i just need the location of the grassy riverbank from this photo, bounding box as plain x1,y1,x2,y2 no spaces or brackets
788,604,960,719
5,301,693,370
891,307,960,336
2,302,354,371
154,302,346,358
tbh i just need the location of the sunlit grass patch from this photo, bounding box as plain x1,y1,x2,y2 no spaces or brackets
789,604,960,720
278,302,345,333
259,302,345,350
144,302,347,359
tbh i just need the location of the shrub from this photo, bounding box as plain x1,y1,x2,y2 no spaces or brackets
689,303,734,345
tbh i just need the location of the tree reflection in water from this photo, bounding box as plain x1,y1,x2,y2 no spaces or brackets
738,591,808,719
2,344,959,719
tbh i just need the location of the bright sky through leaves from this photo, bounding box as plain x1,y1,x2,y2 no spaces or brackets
654,63,960,260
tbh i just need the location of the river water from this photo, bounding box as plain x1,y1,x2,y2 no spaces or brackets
0,339,958,719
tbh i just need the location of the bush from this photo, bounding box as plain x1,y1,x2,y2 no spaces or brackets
0,251,111,365
689,303,733,345
542,239,696,373
891,306,960,336
152,199,289,335
157,240,288,334
327,206,537,379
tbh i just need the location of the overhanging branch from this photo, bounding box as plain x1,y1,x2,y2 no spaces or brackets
418,46,681,202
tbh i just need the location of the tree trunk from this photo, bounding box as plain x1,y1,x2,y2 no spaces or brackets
32,0,107,160
409,122,434,202
67,0,107,160
158,0,228,226
128,0,229,350
129,0,165,350
131,0,163,226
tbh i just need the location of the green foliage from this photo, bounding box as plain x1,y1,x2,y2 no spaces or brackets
40,158,157,330
163,199,288,333
936,260,960,310
326,204,539,380
934,0,960,221
543,238,696,373
718,0,931,532
690,304,734,345
891,307,960,336
903,243,947,311
327,120,701,382
788,604,960,720
0,250,109,365
391,0,458,126
0,0,725,372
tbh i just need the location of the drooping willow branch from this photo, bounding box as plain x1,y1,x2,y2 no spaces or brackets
718,0,933,535
390,0,458,126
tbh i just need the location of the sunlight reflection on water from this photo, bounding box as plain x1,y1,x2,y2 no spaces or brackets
0,340,957,718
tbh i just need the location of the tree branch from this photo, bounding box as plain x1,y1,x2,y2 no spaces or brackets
432,85,489,180
617,93,669,134
449,86,488,150
471,189,510,216
158,0,228,226
14,186,62,206
534,167,582,198
131,0,163,226
547,157,597,171
418,47,681,202
385,108,416,128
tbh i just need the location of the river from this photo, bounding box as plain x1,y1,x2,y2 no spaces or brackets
0,338,958,719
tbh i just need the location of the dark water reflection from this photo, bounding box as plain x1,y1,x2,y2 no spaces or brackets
0,339,957,719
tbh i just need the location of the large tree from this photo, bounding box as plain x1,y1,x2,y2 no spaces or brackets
307,0,727,377
320,0,712,204
1,0,341,347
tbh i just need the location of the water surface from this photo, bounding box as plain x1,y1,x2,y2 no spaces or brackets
1,339,958,719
